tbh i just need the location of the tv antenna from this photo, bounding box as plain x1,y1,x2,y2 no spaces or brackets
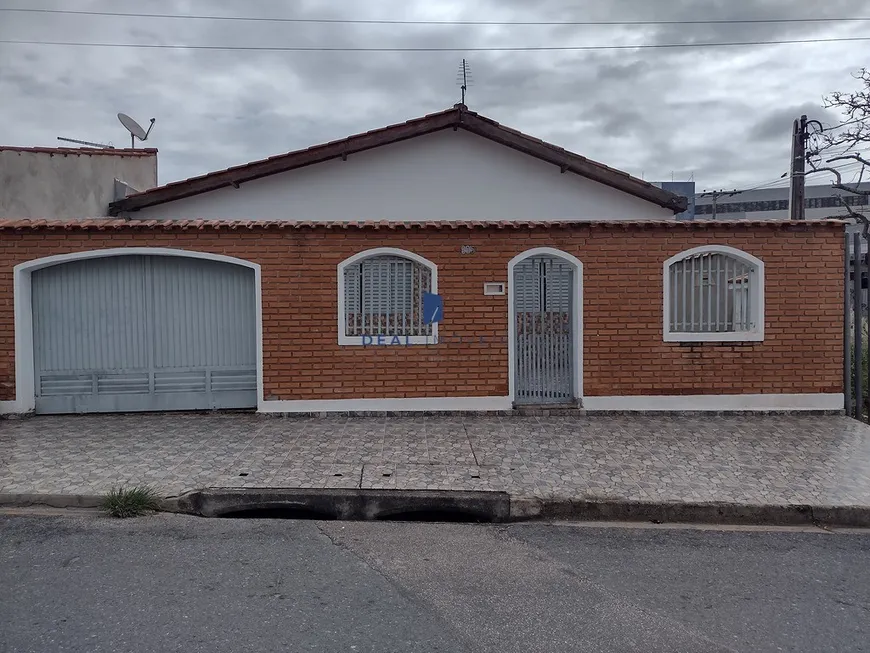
56,136,113,148
118,112,156,148
456,59,472,105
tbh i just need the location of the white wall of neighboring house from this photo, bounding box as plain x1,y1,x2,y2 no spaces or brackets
133,130,676,222
0,148,158,218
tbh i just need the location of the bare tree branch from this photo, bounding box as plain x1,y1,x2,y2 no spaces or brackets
829,153,870,175
810,68,870,219
806,164,869,232
806,166,844,183
835,196,868,233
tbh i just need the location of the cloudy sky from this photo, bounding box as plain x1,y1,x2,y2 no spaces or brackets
1,0,869,192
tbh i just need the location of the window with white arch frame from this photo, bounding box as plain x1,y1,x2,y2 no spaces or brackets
337,248,438,345
663,246,764,342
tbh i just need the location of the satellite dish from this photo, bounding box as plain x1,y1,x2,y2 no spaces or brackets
117,112,156,148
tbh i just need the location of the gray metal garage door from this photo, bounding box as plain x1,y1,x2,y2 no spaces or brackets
32,255,257,414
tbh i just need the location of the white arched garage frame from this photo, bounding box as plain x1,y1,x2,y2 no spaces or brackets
507,247,583,405
5,248,263,414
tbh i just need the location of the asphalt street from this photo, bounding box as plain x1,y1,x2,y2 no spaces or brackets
1,513,868,653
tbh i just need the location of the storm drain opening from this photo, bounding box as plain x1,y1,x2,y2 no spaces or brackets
217,505,337,520
187,489,510,522
376,509,492,523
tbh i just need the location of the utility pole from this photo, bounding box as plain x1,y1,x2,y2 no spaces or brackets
789,114,807,220
699,189,739,219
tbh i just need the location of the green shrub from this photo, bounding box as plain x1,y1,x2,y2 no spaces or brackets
102,485,161,518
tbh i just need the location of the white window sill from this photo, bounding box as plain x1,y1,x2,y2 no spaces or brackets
338,333,438,346
664,331,764,343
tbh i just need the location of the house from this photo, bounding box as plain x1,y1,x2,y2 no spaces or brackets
0,105,845,415
0,146,158,218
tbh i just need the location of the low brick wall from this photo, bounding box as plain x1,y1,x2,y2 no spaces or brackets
0,220,845,403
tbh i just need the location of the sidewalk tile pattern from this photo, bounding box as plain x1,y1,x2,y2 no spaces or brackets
1,414,869,507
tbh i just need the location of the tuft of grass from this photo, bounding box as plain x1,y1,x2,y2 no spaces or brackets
102,485,161,518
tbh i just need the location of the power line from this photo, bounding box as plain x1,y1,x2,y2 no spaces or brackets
1,35,869,52
706,176,789,195
702,163,865,197
3,7,870,26
744,177,791,191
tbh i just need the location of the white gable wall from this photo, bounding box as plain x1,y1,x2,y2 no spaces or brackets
134,130,674,222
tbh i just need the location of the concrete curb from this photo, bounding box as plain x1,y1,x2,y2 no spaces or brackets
2,491,869,528
509,497,870,528
0,493,103,509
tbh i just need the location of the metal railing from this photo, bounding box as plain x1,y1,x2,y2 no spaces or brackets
846,231,869,420
668,253,753,333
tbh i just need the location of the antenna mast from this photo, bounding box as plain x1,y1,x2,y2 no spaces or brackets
456,59,471,105
57,137,113,148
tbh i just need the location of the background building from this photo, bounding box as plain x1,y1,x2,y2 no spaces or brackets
695,182,870,220
0,146,158,218
652,181,696,220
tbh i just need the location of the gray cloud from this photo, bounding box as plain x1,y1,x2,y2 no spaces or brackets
1,0,869,192
750,103,839,142
596,61,650,81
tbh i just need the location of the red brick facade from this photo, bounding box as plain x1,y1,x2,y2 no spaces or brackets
0,221,845,404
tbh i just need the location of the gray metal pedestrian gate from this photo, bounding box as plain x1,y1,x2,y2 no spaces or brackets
513,255,574,405
31,255,257,414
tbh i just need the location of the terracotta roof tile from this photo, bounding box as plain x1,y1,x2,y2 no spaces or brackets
0,218,848,232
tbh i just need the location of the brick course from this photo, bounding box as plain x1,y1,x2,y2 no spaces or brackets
0,222,845,403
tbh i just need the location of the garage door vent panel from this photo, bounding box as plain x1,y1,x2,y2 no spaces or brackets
210,370,257,392
40,375,93,396
97,372,150,394
154,371,208,394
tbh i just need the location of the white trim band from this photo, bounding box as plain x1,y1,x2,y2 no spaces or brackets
583,393,844,412
3,393,844,415
259,396,513,413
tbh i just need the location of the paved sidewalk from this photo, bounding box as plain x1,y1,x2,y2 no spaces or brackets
1,413,870,510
